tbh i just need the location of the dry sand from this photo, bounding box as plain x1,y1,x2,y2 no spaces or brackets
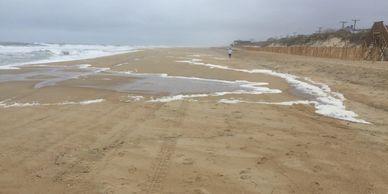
0,48,388,194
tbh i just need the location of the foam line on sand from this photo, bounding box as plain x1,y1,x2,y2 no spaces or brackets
0,99,105,108
177,59,370,124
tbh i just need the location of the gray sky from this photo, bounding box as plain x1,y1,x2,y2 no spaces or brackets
0,0,387,46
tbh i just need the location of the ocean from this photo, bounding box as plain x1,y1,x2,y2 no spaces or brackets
0,42,136,69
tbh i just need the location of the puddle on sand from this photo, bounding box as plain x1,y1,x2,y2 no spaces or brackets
0,63,369,124
0,67,99,88
0,65,279,96
92,74,272,95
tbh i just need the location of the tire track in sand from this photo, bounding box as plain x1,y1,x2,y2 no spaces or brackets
52,103,165,183
143,101,189,194
145,138,178,194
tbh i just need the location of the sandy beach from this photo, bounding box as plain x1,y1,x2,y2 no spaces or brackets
0,48,388,194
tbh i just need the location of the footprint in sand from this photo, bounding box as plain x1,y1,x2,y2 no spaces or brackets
127,166,137,174
285,150,295,157
182,158,194,165
193,188,212,194
176,155,195,165
239,168,252,180
256,156,268,165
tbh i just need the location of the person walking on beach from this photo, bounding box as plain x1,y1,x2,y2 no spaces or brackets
228,47,233,59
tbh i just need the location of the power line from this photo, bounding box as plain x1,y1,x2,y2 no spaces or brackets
352,19,360,31
340,21,348,29
317,27,323,34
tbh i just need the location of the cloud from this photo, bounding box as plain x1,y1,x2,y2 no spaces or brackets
0,0,387,45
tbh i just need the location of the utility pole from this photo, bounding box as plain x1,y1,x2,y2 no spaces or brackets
317,27,323,34
340,21,348,29
352,19,360,31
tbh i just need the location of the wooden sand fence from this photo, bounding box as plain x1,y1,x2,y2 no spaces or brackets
244,46,365,60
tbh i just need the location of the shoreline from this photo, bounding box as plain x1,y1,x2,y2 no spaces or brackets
0,48,369,123
0,43,146,70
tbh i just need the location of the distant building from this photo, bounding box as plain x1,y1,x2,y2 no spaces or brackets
233,40,253,46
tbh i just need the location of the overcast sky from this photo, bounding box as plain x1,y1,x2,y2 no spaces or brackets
0,0,387,46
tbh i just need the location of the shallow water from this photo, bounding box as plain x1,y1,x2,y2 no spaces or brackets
0,67,100,88
0,62,369,124
0,65,276,96
105,75,246,95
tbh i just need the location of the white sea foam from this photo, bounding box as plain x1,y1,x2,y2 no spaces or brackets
0,99,105,108
77,64,92,69
115,62,129,67
0,65,20,70
218,99,311,106
0,43,142,69
126,96,145,102
76,64,110,73
261,100,312,106
148,88,280,103
79,99,105,105
177,59,369,124
218,99,241,104
149,94,209,103
0,101,40,108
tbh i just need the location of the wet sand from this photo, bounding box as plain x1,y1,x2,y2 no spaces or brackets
0,48,388,194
